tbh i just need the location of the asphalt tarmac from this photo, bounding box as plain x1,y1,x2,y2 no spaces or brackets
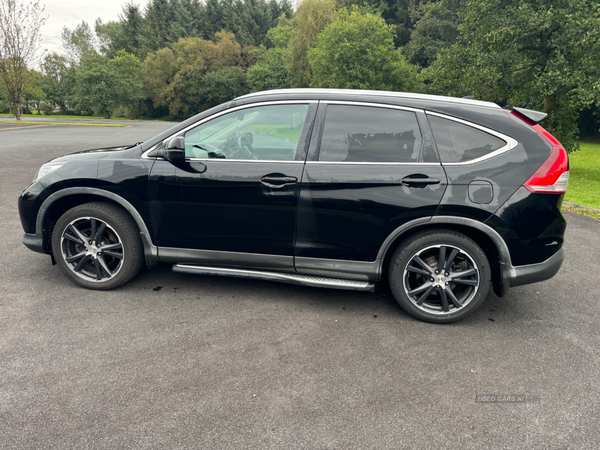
1,118,599,449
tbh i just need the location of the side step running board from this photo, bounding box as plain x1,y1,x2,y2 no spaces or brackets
173,264,376,292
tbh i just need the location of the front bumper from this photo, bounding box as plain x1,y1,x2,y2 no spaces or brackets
22,233,46,254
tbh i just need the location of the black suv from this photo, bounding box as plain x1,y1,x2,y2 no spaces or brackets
19,89,569,323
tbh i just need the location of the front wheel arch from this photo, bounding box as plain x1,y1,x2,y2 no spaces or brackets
38,188,158,267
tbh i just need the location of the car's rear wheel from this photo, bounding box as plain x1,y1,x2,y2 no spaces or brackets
51,202,143,290
389,229,491,323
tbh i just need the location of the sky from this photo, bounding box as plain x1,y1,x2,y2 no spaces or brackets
41,0,151,55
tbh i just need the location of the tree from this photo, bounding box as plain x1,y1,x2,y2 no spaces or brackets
119,2,146,57
0,0,46,120
95,19,126,59
308,9,421,92
247,14,294,91
144,0,173,50
62,21,97,65
403,1,460,68
71,50,144,118
286,0,337,88
39,52,74,112
108,50,145,118
143,32,243,118
22,69,45,113
201,66,248,107
423,0,600,152
72,53,116,117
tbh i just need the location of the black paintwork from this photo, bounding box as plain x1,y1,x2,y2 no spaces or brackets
486,187,566,266
149,159,304,257
18,89,567,295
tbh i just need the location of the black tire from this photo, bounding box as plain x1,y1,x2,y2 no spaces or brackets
388,229,491,324
51,202,143,290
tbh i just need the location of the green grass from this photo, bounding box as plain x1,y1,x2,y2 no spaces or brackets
0,121,125,127
565,143,600,210
246,124,302,141
0,113,127,120
0,113,174,122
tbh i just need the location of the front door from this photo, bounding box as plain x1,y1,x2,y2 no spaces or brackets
148,102,316,269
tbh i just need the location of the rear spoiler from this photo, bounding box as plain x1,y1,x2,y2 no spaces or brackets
512,107,547,124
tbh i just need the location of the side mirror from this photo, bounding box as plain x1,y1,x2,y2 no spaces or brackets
164,136,185,164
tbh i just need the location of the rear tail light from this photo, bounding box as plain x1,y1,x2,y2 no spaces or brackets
510,110,569,194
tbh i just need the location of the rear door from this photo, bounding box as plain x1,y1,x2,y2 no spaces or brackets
295,102,447,269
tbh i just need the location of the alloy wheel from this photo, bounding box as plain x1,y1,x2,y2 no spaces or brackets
60,216,125,282
403,244,480,315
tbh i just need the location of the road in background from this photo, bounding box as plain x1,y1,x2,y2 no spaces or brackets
1,120,599,449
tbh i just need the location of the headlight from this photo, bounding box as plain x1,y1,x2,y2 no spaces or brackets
33,162,65,183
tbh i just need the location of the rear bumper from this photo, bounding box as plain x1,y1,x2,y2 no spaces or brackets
497,248,564,296
509,248,564,287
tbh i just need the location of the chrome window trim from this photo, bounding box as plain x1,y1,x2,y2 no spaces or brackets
141,100,318,160
426,111,519,165
188,159,305,164
306,161,440,166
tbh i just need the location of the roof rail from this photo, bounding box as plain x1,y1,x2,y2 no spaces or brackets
235,88,501,109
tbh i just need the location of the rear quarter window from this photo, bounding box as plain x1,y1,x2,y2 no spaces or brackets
428,115,505,163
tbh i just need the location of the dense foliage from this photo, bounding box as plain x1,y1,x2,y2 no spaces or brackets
2,0,599,145
423,0,600,151
308,9,420,92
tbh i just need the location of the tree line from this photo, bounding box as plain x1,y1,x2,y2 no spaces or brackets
1,0,599,151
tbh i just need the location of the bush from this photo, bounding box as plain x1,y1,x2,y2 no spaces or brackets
40,102,54,115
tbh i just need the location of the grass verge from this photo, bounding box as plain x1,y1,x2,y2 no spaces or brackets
0,121,126,127
562,204,600,220
0,113,130,120
0,113,174,122
565,143,600,209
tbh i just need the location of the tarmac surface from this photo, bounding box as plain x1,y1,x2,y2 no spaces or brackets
1,118,599,449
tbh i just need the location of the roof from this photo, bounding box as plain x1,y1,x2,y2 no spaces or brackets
235,88,501,109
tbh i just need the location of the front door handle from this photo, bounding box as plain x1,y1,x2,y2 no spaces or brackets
402,175,441,186
260,174,298,188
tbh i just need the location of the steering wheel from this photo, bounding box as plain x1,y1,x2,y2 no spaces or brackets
221,132,256,160
238,132,256,160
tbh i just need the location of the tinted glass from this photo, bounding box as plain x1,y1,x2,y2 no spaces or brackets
184,104,309,161
428,115,505,163
318,105,422,162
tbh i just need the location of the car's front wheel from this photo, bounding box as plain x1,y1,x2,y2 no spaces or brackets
389,229,491,323
51,202,143,290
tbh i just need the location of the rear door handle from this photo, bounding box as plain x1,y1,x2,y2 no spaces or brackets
260,174,298,188
402,175,441,186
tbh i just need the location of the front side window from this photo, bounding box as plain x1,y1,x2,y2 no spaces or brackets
184,104,309,161
428,115,506,163
318,105,423,163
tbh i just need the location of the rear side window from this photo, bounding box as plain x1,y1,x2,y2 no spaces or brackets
318,105,422,163
428,115,505,163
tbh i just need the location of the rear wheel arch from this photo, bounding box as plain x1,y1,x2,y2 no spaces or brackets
379,219,506,296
